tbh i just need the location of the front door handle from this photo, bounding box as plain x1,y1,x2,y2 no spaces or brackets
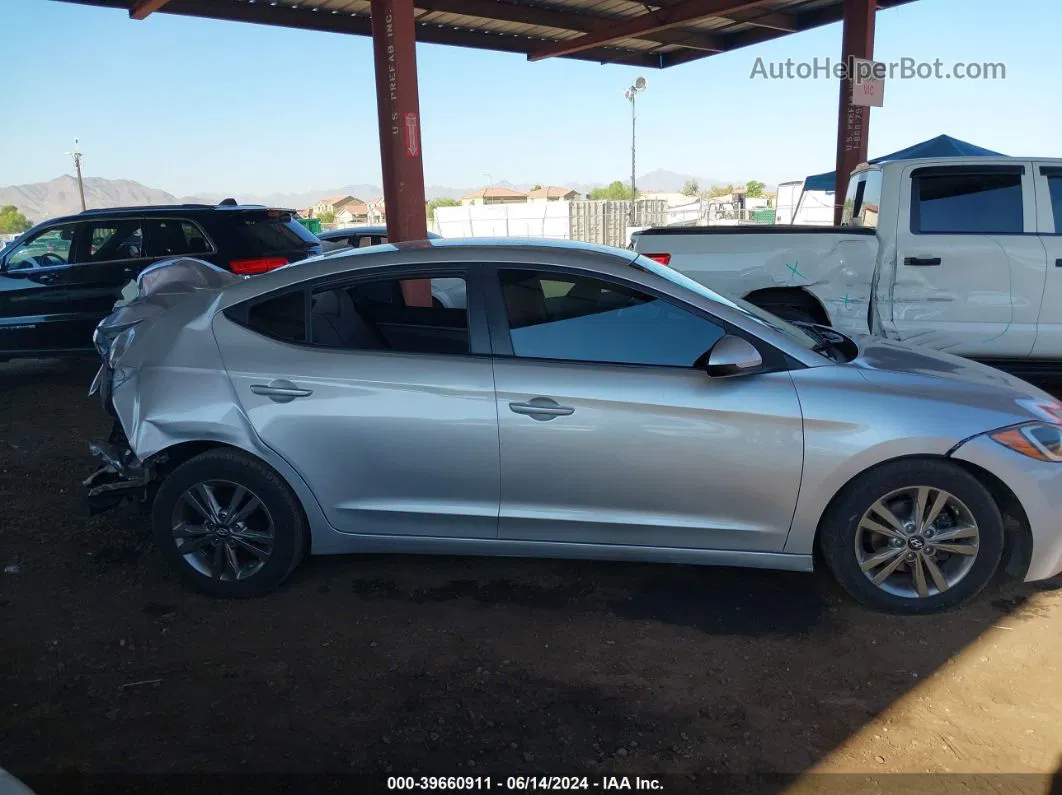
904,256,941,266
1055,258,1062,268
509,397,575,421
250,379,313,403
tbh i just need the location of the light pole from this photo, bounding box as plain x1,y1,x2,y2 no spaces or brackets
624,77,647,227
65,139,87,212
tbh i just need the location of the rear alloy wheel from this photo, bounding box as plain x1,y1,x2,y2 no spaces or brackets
820,460,1004,614
171,481,276,583
152,449,307,597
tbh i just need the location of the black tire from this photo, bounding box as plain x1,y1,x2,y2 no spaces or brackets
819,459,1004,615
151,448,308,598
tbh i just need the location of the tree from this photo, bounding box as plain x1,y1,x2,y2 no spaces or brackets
681,179,699,197
588,181,636,201
746,180,766,198
529,184,543,192
0,205,31,234
707,184,734,198
317,209,335,224
426,197,460,218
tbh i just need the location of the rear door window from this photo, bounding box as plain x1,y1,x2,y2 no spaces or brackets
312,275,469,354
245,291,308,344
144,219,213,257
79,219,145,262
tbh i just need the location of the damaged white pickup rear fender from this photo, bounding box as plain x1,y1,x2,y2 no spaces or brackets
632,228,879,340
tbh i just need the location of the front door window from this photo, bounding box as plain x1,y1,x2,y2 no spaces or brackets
4,224,77,270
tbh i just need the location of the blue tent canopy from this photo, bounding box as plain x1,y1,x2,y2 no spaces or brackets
802,134,1005,193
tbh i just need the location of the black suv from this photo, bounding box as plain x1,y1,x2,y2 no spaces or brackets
0,201,322,360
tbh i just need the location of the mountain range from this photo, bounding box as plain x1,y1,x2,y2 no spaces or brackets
2,170,753,223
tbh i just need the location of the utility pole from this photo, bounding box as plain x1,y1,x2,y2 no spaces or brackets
66,139,87,212
630,93,636,226
624,77,647,228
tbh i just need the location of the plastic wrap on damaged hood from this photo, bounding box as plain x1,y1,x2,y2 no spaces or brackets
93,257,238,360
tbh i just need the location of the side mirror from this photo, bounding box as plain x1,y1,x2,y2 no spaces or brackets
706,335,763,378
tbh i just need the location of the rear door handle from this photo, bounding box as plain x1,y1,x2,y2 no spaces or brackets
250,379,313,403
509,397,575,421
904,256,942,266
1055,258,1062,268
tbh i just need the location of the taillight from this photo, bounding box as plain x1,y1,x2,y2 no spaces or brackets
645,253,671,265
230,257,288,275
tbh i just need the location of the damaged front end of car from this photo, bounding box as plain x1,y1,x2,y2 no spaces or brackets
84,257,240,516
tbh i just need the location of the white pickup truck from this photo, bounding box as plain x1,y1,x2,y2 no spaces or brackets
633,156,1062,374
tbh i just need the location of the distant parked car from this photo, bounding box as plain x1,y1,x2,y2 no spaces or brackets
317,225,439,253
0,201,322,361
86,239,1062,614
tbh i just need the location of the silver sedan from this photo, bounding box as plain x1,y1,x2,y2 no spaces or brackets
86,239,1062,613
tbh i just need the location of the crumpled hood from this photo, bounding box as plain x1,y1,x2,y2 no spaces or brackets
848,335,1058,421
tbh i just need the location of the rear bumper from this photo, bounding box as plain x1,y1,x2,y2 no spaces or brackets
951,435,1062,582
82,421,153,516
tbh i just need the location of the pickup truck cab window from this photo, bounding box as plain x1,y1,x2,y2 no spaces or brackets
1043,171,1062,233
842,168,882,229
911,170,1023,234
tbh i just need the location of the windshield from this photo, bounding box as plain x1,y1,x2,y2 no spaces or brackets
630,254,822,351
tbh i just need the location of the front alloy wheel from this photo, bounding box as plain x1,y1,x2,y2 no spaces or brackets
855,486,980,599
820,460,1004,614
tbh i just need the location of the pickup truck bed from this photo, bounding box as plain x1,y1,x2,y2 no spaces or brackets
634,155,1062,370
635,225,879,340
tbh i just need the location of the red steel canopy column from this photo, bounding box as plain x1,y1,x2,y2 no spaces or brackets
371,0,432,304
833,0,876,225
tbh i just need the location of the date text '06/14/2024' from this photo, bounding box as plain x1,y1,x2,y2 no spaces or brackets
386,775,665,791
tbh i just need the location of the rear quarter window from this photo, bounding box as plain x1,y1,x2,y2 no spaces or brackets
223,215,320,258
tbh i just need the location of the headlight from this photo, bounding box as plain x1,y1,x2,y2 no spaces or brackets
990,423,1062,462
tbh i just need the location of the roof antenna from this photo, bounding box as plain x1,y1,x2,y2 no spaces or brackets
218,198,238,206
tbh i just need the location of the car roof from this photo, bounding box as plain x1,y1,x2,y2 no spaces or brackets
220,237,637,300
35,203,296,228
318,226,441,240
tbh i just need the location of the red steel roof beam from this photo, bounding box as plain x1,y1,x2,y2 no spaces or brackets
129,0,171,20
527,0,772,61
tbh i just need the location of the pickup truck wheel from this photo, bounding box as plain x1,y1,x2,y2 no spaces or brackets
819,460,1004,615
151,449,307,598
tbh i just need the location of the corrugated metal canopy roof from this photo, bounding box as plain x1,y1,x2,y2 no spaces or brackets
55,0,918,68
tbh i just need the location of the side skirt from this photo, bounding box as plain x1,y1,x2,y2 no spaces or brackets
309,530,814,573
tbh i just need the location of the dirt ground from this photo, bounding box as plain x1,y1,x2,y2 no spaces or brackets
1,358,1061,795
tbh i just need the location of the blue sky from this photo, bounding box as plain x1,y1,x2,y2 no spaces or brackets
0,0,1056,195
